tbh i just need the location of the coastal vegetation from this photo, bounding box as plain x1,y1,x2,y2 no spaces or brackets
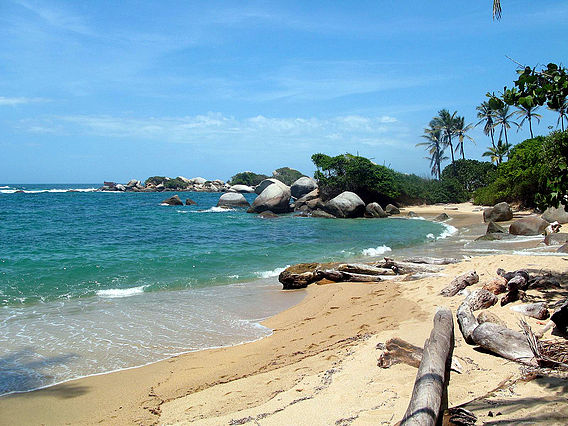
228,171,269,186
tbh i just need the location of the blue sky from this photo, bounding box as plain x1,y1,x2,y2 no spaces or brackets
1,0,567,183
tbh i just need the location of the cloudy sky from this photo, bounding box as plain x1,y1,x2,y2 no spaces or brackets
1,0,567,183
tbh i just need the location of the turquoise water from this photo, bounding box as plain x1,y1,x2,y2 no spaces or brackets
0,184,452,395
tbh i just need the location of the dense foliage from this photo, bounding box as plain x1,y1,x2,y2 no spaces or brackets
145,176,168,186
272,167,304,186
539,130,568,208
440,159,496,193
228,171,269,186
472,136,555,207
163,177,190,189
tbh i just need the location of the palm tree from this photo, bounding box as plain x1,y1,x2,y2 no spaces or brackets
482,139,511,165
416,121,446,179
476,101,496,148
549,98,568,132
515,104,542,138
453,116,475,159
493,105,518,146
432,109,458,169
493,0,502,20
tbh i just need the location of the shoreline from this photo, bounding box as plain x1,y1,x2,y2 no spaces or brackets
2,203,567,425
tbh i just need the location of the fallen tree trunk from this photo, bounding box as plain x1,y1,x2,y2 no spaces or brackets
318,269,382,283
401,257,459,265
375,258,444,275
457,289,498,344
471,322,535,365
510,302,550,320
337,263,395,275
440,271,479,297
400,307,454,425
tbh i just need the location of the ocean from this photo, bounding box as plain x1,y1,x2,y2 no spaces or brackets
0,184,456,395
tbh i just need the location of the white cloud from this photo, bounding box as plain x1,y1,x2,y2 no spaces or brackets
0,96,46,106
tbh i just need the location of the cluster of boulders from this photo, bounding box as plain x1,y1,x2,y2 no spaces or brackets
478,201,568,252
100,177,232,193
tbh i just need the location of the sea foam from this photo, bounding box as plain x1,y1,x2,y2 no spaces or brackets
96,285,147,298
361,245,392,256
254,266,289,278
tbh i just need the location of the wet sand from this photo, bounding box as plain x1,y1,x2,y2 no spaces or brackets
1,203,567,425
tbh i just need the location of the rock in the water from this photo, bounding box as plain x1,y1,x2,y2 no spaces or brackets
190,177,207,185
258,210,279,218
558,243,568,253
385,204,400,215
365,202,387,218
248,181,291,213
475,233,515,241
542,204,568,224
407,211,417,217
185,198,197,206
544,233,568,245
290,176,317,199
126,179,140,188
217,192,250,208
161,195,183,205
483,202,513,223
311,209,336,218
231,184,255,193
433,213,449,222
255,178,286,195
294,189,320,211
486,220,507,234
115,184,126,191
323,191,365,218
509,216,549,236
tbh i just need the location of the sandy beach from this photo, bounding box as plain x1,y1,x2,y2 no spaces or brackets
1,203,567,425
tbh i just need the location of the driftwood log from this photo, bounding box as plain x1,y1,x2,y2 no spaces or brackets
500,289,526,306
318,269,383,283
457,289,498,344
471,322,535,365
375,258,444,275
510,302,550,320
400,307,454,425
378,338,462,373
440,271,479,297
336,263,395,275
401,257,459,265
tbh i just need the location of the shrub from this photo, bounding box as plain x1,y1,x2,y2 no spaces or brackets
229,171,269,186
440,159,496,193
145,176,168,186
272,167,304,186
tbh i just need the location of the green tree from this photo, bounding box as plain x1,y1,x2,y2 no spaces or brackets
514,104,542,138
432,109,459,170
454,116,475,159
272,167,304,186
549,98,567,132
416,120,446,179
440,159,496,193
482,139,511,165
493,105,518,146
476,101,497,148
229,171,269,186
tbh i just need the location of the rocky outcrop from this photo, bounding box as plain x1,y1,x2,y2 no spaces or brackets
509,216,549,236
323,191,365,218
258,211,279,218
294,189,320,212
544,233,568,245
161,195,183,206
542,204,568,224
254,178,287,195
230,184,255,193
486,220,507,234
190,177,207,185
433,213,449,222
311,209,336,218
185,198,197,205
217,193,250,208
290,177,318,199
248,182,291,213
385,204,400,216
483,202,513,222
365,202,387,218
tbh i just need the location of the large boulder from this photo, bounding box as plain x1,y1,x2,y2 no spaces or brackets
483,202,513,222
290,177,318,199
542,205,568,224
248,182,291,213
177,176,191,184
544,233,568,246
217,193,250,208
433,213,449,222
185,198,197,206
385,204,400,215
365,202,387,218
126,179,140,188
190,177,207,185
486,220,507,234
161,195,183,206
254,178,287,195
294,189,320,211
323,192,365,218
230,184,255,193
509,216,549,236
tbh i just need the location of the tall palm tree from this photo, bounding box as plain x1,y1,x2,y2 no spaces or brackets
432,109,458,170
454,116,475,159
493,0,502,20
549,98,568,132
476,101,496,148
482,139,511,165
416,121,446,179
493,105,518,146
515,105,542,138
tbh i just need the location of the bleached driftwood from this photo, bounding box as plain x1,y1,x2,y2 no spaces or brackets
510,302,550,320
401,257,459,265
440,271,479,297
374,258,444,275
318,269,382,282
471,322,535,365
336,263,395,275
500,289,526,306
400,307,454,425
457,289,498,344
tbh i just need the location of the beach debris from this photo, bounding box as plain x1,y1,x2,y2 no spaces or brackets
483,202,513,223
376,258,444,275
400,307,454,425
500,289,526,306
510,302,550,320
161,195,183,206
457,289,497,344
477,311,506,328
440,271,479,297
337,263,395,276
471,322,535,365
445,407,477,425
401,257,459,265
482,276,507,295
